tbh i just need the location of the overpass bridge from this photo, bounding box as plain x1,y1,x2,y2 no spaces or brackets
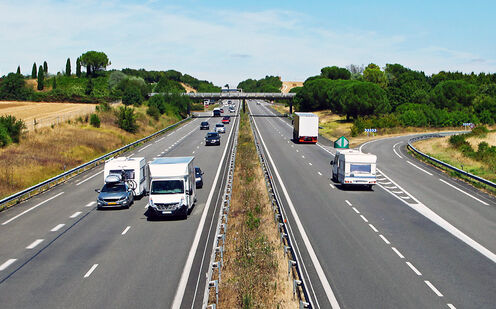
150,92,295,100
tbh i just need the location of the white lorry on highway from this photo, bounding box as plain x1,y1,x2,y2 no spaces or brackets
293,112,318,143
104,157,147,196
331,149,377,189
146,157,196,219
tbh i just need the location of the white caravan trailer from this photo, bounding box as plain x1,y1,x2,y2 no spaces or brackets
104,157,147,196
331,149,377,189
147,157,196,219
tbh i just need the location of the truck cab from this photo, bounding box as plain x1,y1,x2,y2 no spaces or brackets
331,149,377,189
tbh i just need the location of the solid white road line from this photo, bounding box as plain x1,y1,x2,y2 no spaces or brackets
85,201,96,207
172,112,238,309
369,224,378,233
406,261,422,276
70,211,82,218
392,247,405,259
84,264,99,278
377,168,496,263
121,226,131,235
76,170,104,186
379,234,391,245
407,161,433,176
251,114,341,309
439,179,489,206
2,192,65,225
392,142,403,159
0,259,17,271
345,200,352,206
50,224,65,232
26,239,44,249
360,215,368,222
425,280,443,297
352,207,360,214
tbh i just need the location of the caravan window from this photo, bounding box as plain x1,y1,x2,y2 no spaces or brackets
350,164,371,173
110,169,135,180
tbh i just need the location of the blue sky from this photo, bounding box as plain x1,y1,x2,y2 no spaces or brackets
1,0,494,87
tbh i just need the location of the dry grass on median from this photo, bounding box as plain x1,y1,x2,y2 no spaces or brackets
216,111,297,308
0,106,179,200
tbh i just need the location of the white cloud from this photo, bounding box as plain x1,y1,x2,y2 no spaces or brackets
0,1,494,86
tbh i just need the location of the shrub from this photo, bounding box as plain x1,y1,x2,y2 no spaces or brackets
449,134,468,148
0,124,12,147
0,115,26,143
122,85,143,106
146,105,160,121
470,126,489,137
90,113,101,128
117,106,138,133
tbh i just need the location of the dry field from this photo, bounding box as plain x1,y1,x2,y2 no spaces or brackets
180,82,197,93
280,81,303,93
0,101,97,131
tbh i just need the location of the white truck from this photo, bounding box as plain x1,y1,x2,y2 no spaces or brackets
293,112,318,143
104,157,147,196
146,157,196,219
331,149,377,189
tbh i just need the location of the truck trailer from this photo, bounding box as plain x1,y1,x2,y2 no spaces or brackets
331,149,377,189
293,112,318,143
146,157,196,219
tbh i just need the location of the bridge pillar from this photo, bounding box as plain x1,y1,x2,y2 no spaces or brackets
242,99,246,113
289,101,293,115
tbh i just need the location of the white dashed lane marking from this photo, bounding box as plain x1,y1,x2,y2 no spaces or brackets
379,234,391,245
50,224,65,232
70,211,82,218
121,226,131,235
84,264,99,278
0,259,17,271
392,247,405,259
26,239,44,249
424,280,443,297
369,224,378,233
86,201,96,207
406,262,422,276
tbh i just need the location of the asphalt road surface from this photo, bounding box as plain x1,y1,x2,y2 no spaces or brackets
249,100,495,309
0,101,239,309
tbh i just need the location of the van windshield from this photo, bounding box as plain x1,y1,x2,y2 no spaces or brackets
151,180,184,194
350,164,371,174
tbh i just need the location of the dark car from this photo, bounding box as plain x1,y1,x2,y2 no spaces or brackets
222,116,230,124
200,121,209,130
96,178,134,209
205,132,221,146
220,108,224,113
195,167,204,188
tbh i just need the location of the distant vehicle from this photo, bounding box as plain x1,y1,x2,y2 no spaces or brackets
220,108,224,113
96,174,134,209
227,100,232,104
215,123,225,133
103,157,147,196
213,108,221,117
331,149,377,189
146,157,196,219
256,102,261,105
195,167,204,188
205,132,221,146
293,112,318,143
200,121,210,130
222,116,230,124
229,106,235,113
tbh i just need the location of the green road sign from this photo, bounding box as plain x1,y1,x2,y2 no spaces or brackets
334,136,349,149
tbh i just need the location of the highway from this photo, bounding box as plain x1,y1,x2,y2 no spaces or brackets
0,101,239,309
249,100,496,309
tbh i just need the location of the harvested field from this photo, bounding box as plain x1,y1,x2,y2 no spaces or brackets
0,101,97,131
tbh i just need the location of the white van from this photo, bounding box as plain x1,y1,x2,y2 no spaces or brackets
331,149,377,189
104,157,147,196
147,157,196,219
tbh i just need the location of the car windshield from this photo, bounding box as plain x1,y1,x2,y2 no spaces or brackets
207,133,218,138
350,164,371,174
101,183,127,193
216,124,224,127
151,180,184,194
201,122,208,125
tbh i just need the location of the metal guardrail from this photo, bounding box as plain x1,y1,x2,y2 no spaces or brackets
203,113,240,308
249,115,312,308
408,133,496,189
0,117,191,210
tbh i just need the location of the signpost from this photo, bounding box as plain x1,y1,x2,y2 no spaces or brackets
462,123,474,130
364,128,377,137
334,136,349,149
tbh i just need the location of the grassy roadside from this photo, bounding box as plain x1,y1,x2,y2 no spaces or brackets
216,109,297,308
0,106,182,202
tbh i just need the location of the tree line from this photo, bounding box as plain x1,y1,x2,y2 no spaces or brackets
292,64,496,134
237,75,282,93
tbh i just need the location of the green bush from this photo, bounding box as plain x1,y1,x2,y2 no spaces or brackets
470,126,489,137
0,115,26,143
122,85,143,106
0,124,12,147
449,134,469,148
117,106,138,133
90,113,100,128
146,105,160,121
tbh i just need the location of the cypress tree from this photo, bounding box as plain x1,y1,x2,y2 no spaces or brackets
85,78,93,95
16,66,21,75
52,76,57,89
76,57,81,77
65,58,71,76
43,61,48,74
32,62,37,78
37,65,44,90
